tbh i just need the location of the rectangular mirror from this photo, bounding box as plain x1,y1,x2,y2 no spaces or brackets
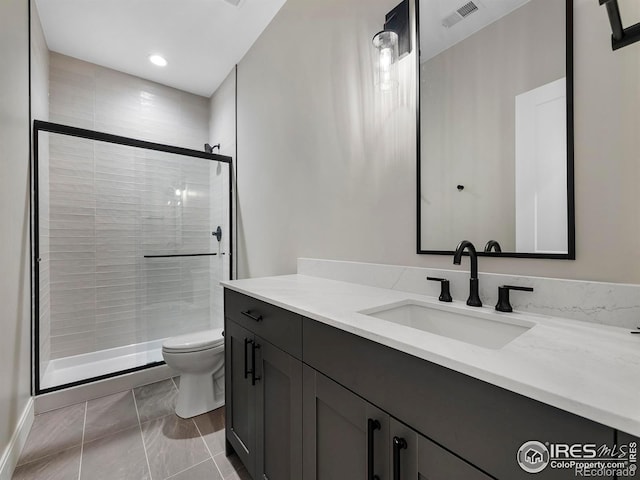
417,0,574,258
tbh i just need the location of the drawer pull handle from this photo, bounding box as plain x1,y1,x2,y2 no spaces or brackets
393,436,407,480
244,338,253,379
242,310,263,322
251,342,261,385
367,419,381,480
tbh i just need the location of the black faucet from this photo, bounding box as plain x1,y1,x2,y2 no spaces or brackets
484,240,502,253
453,240,482,307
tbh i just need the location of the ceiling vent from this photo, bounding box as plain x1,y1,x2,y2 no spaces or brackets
442,1,480,28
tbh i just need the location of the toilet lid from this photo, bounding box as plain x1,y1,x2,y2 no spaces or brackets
162,328,224,353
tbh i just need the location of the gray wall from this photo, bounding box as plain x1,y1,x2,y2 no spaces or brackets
208,67,236,324
420,0,565,251
31,0,51,377
236,0,640,284
236,0,417,279
0,0,31,462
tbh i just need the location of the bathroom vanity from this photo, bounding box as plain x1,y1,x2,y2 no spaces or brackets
223,275,639,480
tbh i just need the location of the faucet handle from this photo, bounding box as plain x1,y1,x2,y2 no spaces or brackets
427,277,453,303
496,285,534,312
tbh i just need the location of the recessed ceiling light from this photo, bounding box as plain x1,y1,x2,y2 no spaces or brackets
149,54,167,67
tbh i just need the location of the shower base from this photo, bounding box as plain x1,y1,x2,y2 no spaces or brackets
40,339,166,391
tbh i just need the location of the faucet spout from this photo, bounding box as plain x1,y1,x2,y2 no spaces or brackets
453,240,482,307
453,240,478,279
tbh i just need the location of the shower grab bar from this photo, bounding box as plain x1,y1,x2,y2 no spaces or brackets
144,253,218,258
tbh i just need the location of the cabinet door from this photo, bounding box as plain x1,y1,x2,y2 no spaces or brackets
389,418,492,480
225,318,256,478
254,337,303,480
303,365,390,480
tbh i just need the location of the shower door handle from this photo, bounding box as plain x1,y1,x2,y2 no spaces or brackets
244,338,253,379
251,342,261,386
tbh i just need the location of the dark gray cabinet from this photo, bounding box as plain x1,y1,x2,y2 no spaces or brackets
389,418,492,480
302,365,390,480
256,338,303,480
225,289,620,480
303,317,615,480
225,319,257,478
302,367,491,480
225,290,303,480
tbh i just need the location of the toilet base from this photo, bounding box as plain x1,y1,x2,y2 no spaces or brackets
175,373,225,419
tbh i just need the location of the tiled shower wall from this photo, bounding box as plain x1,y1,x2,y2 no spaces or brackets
42,53,228,362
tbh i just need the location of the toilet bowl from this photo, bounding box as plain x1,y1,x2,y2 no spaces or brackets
162,328,225,419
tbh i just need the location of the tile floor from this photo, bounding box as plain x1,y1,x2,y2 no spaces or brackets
13,379,249,480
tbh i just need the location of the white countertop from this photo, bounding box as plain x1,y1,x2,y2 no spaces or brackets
221,274,640,437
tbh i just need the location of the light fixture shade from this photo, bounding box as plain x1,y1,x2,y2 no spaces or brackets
372,30,399,91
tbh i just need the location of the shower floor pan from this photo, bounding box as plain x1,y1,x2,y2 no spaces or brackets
40,339,166,390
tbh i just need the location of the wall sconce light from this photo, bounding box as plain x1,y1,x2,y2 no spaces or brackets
372,0,412,90
373,30,399,91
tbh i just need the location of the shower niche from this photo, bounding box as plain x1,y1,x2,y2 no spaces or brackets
33,121,233,393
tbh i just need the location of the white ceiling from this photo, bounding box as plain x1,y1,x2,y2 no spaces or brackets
420,0,531,62
35,0,287,97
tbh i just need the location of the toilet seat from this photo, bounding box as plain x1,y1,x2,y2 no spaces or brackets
162,328,224,354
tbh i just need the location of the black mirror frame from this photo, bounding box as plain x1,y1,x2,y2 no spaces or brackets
415,0,575,260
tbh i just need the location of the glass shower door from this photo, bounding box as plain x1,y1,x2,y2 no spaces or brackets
34,121,232,393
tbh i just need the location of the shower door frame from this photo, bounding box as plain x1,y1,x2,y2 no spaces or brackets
31,119,234,395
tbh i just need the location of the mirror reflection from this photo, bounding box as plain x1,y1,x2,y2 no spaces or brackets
418,0,573,257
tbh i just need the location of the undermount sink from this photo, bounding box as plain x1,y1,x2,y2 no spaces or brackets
360,300,534,349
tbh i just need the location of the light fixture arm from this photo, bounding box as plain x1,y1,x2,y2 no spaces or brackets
599,0,640,50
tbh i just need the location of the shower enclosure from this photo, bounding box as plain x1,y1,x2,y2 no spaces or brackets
33,120,232,393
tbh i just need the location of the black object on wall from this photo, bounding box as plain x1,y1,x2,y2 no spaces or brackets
383,0,412,58
600,0,640,51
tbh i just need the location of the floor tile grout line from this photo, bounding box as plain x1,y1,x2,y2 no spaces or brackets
163,457,211,480
15,404,86,468
191,416,225,479
80,392,142,445
131,389,154,480
77,401,87,480
192,416,229,480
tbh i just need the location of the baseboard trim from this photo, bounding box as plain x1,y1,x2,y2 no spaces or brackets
0,397,34,480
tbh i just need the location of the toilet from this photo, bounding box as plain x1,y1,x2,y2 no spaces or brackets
162,328,225,419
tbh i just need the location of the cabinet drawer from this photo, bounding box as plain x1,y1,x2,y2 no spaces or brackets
224,289,302,359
